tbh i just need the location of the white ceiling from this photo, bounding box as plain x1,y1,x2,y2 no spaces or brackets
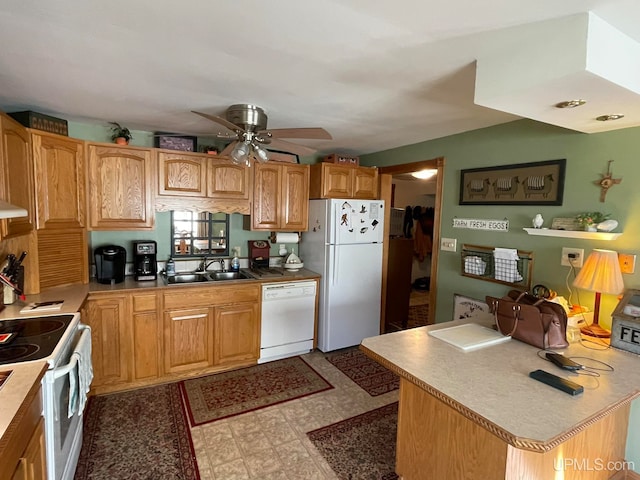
1,0,640,157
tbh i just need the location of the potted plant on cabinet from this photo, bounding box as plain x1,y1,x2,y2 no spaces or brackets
109,122,133,145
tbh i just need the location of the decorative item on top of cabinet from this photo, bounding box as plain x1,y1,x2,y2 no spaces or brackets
155,150,251,215
246,162,309,231
86,143,155,230
0,113,35,238
309,162,378,199
109,122,132,145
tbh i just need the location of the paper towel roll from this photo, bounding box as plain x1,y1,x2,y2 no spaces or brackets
274,232,299,244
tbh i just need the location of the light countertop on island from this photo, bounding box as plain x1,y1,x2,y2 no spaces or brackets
361,320,640,452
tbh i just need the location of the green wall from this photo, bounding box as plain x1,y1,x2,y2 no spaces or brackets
361,118,640,471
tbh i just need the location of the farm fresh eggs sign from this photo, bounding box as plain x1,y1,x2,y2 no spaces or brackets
453,218,509,232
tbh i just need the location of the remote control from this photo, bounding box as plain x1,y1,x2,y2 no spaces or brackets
529,369,584,395
545,352,582,371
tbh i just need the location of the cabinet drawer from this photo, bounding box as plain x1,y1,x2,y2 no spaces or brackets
163,284,260,309
132,294,157,312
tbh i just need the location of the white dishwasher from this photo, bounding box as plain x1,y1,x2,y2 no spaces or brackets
259,280,317,363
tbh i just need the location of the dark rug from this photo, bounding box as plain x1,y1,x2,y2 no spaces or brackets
325,348,399,396
74,383,199,480
181,356,333,426
308,402,399,480
408,304,430,328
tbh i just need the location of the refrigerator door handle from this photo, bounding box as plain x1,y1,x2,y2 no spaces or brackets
332,245,339,285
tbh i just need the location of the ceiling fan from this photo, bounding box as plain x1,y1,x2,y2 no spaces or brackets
192,104,332,166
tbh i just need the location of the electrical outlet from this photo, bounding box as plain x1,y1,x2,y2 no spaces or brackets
441,238,457,252
561,247,584,267
619,253,636,274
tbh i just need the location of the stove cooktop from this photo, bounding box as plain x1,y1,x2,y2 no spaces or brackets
0,315,75,365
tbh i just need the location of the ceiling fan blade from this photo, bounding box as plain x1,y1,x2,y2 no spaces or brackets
259,127,332,140
192,110,243,133
220,141,237,156
266,138,316,156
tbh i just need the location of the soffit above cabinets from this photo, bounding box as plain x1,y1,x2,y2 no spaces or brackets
475,12,640,133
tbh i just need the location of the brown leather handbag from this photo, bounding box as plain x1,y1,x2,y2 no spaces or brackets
486,289,569,349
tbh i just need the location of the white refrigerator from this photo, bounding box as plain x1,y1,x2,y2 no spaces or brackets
300,198,385,352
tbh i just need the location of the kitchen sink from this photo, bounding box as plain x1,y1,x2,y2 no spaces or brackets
164,271,250,284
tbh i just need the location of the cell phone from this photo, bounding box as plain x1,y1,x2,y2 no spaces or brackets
545,352,582,371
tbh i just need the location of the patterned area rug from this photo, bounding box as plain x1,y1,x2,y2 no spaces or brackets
408,304,430,328
325,348,399,396
75,383,199,480
181,356,333,426
308,402,399,480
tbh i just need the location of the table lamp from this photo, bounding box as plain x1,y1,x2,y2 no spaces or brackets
572,249,624,338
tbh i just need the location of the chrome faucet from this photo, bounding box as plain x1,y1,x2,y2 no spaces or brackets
218,258,226,272
198,256,215,272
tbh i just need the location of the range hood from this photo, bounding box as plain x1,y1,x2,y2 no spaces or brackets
0,200,28,219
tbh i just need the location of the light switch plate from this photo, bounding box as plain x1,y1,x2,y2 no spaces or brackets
441,238,457,252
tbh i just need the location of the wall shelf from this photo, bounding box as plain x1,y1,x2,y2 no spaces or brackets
522,228,622,240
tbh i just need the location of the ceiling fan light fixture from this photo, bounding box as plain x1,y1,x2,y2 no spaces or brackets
596,114,624,121
411,169,437,180
230,141,249,165
254,144,269,163
555,99,586,109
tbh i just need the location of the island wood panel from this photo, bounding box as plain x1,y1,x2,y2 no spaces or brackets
30,130,85,229
14,418,46,480
397,378,632,480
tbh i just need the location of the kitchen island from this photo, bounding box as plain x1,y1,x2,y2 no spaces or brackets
361,320,640,480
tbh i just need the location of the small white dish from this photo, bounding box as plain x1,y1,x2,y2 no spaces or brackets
597,219,618,232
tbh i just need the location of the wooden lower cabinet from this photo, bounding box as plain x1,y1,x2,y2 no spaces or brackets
213,302,260,366
11,419,46,480
84,284,261,394
131,293,161,381
83,295,129,388
164,307,213,374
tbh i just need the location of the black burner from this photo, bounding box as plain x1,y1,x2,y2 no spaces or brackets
0,315,74,365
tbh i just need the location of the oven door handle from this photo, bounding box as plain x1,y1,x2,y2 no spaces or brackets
51,325,91,380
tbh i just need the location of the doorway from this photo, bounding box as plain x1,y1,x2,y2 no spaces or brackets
378,157,444,333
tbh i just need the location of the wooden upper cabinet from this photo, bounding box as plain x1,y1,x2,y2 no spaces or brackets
31,131,85,229
309,163,379,199
155,151,251,214
87,143,154,230
0,113,35,238
249,162,309,231
157,151,207,197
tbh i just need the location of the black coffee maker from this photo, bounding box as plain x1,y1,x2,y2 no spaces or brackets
133,240,157,281
94,245,126,284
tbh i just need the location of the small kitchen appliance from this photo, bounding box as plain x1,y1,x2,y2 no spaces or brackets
248,240,271,269
133,240,157,281
94,245,126,284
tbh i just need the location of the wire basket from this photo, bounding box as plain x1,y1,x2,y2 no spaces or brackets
461,244,533,290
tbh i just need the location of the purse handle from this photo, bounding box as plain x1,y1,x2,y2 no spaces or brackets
491,299,520,337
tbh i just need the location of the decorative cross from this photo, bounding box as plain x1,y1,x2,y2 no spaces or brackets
594,160,622,202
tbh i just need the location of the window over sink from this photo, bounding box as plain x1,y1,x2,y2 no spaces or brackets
170,211,229,258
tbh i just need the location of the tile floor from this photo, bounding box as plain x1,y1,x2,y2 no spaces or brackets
190,350,399,480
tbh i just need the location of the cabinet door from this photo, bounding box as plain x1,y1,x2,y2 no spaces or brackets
322,164,353,198
87,144,154,230
251,163,281,230
164,307,213,373
131,293,161,381
352,167,378,199
157,151,207,197
208,158,250,199
281,164,309,231
31,131,85,229
84,296,129,387
213,302,259,366
0,113,35,238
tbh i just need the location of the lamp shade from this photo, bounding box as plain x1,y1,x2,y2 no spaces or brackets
572,249,624,294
